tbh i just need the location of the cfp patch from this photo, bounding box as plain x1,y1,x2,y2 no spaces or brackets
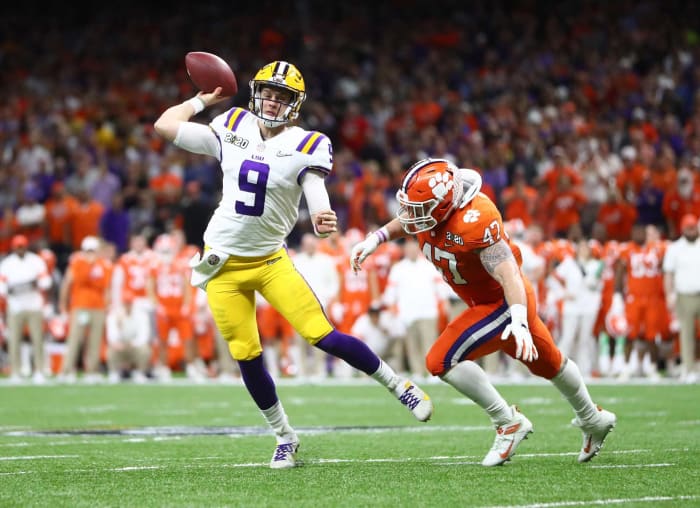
207,254,220,266
223,132,249,149
445,231,464,246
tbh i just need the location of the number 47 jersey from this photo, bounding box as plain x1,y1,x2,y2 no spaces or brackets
205,107,333,257
416,193,523,307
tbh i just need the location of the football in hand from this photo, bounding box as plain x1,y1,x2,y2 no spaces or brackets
185,51,238,97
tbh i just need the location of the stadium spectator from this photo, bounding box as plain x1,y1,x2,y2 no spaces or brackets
14,191,46,245
596,187,638,242
0,235,52,382
43,182,77,270
501,170,538,226
69,187,105,252
58,236,113,383
663,214,700,384
100,194,131,254
542,173,588,238
181,181,215,249
662,166,700,239
616,146,647,201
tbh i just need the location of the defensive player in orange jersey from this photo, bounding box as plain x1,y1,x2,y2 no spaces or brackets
148,234,202,382
615,224,670,379
352,158,616,466
112,234,156,310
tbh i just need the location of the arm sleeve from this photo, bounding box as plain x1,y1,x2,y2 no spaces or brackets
301,171,332,215
174,122,220,158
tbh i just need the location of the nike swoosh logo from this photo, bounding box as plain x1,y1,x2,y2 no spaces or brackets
276,151,293,157
499,440,515,459
266,256,282,265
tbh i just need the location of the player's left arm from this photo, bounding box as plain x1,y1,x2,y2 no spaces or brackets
478,239,538,361
479,239,528,308
301,170,337,237
300,134,338,237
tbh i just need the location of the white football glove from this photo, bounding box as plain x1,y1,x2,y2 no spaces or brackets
350,231,382,273
501,304,538,362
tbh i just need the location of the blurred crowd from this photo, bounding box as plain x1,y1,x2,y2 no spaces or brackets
1,1,700,381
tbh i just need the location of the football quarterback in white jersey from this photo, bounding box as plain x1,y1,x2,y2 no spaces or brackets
154,60,433,469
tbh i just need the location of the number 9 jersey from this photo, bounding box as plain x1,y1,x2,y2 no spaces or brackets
205,106,333,256
416,192,523,307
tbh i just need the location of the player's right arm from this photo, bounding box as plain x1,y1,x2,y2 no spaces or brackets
350,218,407,272
153,88,227,150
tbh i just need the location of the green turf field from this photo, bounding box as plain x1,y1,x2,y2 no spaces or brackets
0,380,698,507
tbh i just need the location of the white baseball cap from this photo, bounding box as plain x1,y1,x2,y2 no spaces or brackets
81,236,100,251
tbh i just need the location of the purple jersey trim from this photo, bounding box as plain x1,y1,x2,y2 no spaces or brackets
297,166,331,185
296,132,315,152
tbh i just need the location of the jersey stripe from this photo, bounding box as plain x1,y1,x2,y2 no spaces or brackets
225,108,247,131
444,301,509,369
296,132,324,154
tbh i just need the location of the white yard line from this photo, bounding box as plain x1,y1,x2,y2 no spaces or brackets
110,466,163,471
0,455,79,461
484,495,700,508
589,463,675,469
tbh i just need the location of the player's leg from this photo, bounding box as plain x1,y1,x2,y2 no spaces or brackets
426,302,532,466
524,314,616,462
259,248,433,422
207,259,297,469
426,300,532,466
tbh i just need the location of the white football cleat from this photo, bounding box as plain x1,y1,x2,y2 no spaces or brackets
393,379,433,422
482,405,533,467
270,441,300,469
573,406,616,463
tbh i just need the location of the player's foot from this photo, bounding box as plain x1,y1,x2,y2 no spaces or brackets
270,441,300,469
572,406,617,463
482,405,533,466
393,379,433,422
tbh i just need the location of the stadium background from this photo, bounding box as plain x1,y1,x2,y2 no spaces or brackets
1,0,699,378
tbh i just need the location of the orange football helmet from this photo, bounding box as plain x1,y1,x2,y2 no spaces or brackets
396,159,482,233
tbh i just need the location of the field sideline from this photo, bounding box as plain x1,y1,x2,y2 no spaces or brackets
1,380,698,507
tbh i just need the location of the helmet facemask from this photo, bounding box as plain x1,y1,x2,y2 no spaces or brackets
250,83,302,127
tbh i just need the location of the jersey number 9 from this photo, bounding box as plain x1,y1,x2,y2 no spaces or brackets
236,160,270,216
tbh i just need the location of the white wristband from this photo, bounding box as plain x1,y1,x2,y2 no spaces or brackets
186,97,205,114
509,304,528,325
374,226,390,244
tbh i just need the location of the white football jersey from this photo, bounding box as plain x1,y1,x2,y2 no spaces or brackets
206,107,333,256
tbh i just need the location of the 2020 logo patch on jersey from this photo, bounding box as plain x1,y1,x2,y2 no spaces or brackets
223,132,249,149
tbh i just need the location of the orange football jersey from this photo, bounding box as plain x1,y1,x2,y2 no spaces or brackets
618,242,664,296
415,193,522,307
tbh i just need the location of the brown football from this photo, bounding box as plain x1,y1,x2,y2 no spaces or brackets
185,51,238,97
